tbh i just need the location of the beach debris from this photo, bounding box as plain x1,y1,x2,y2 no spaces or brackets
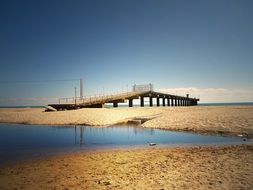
237,133,248,141
238,133,248,137
149,143,156,146
103,181,111,186
128,119,142,125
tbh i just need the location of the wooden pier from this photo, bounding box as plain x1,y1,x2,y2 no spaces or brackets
48,90,199,111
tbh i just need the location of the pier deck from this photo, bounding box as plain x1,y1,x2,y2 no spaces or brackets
48,91,199,111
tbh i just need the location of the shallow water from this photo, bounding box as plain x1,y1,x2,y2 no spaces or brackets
0,124,250,165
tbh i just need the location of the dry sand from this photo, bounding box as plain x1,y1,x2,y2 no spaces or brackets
0,106,253,135
0,145,252,190
142,106,253,136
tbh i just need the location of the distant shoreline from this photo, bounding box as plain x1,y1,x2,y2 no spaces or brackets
0,106,45,109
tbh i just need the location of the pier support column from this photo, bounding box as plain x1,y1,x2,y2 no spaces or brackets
171,98,174,106
162,98,166,106
157,97,160,107
149,97,153,107
129,99,133,107
113,102,118,108
175,98,178,106
167,98,170,106
140,97,144,107
180,99,183,106
183,99,185,106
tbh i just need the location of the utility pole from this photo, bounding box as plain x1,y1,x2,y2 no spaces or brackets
80,78,83,100
75,87,77,108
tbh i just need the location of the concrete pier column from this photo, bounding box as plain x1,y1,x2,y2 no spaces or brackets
157,97,160,107
183,99,185,106
149,97,153,107
180,99,183,106
186,99,189,106
171,97,174,106
162,98,166,106
113,102,118,107
129,99,133,107
175,98,178,106
167,98,170,106
140,97,144,107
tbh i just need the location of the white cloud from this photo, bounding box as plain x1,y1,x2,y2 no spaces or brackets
158,87,253,103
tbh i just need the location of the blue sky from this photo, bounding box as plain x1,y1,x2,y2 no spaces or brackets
0,0,253,105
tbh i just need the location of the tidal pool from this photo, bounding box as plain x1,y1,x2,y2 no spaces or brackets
0,124,249,165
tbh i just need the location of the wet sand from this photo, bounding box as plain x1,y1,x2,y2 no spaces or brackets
0,145,252,190
0,106,253,135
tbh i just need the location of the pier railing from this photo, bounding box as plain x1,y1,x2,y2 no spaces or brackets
58,91,140,105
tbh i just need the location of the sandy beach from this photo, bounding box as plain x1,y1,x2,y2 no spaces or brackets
0,145,252,190
0,106,253,136
0,107,253,189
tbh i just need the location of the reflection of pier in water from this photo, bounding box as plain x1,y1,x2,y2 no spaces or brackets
74,126,84,145
74,125,155,145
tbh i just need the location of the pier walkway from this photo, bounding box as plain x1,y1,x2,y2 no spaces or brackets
48,91,199,111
